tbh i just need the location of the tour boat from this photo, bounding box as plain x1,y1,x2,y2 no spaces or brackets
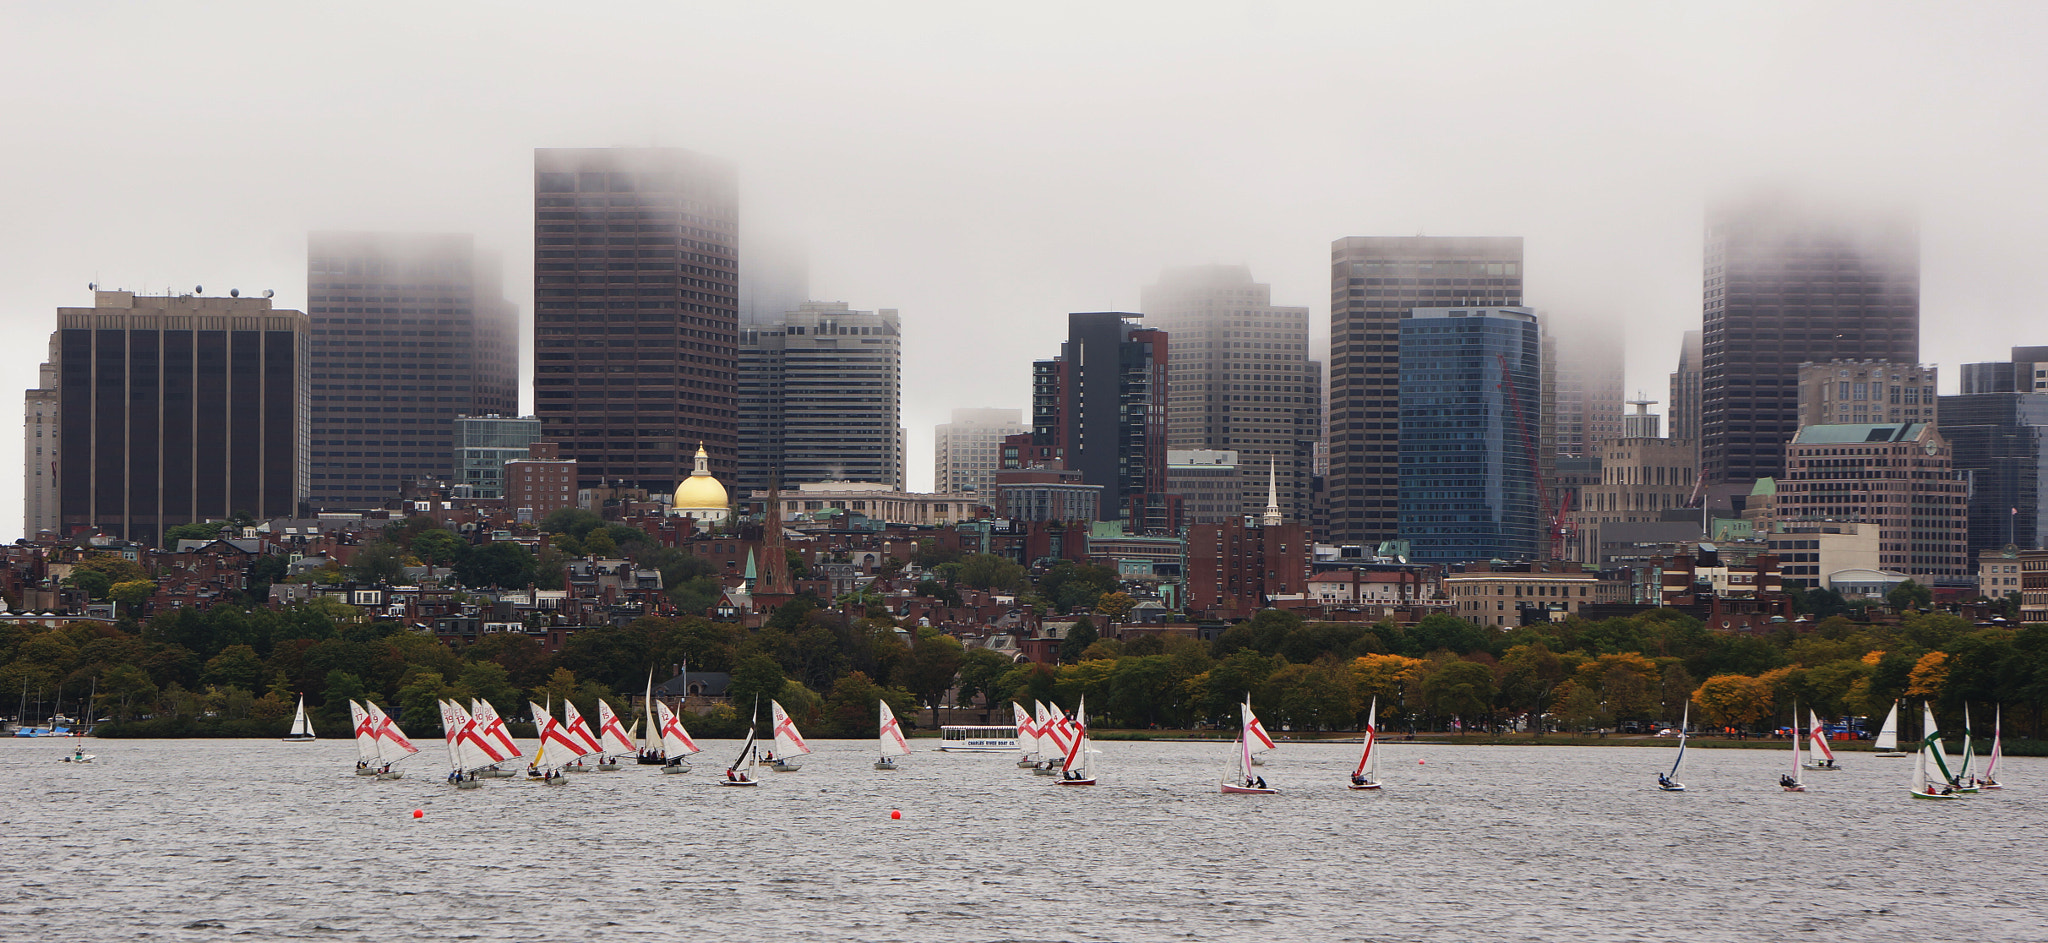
1872,701,1909,757
364,700,420,779
876,700,911,770
1911,702,1962,800
349,700,381,775
1977,705,2004,789
1221,700,1278,794
469,699,523,776
719,701,762,786
768,699,813,771
1779,703,1807,792
594,700,637,771
1801,709,1840,771
1013,701,1039,767
1657,703,1689,792
283,694,316,742
1349,697,1381,790
1054,696,1097,786
654,699,702,774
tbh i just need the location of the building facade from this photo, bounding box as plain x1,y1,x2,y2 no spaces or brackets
305,232,517,509
454,414,543,500
533,147,738,494
1444,561,1607,628
1185,518,1309,620
505,441,578,521
1566,435,1697,563
23,354,57,537
47,291,309,546
737,301,902,493
1140,265,1319,525
1548,320,1625,460
1397,306,1543,564
1766,521,1883,591
934,408,1026,497
1031,313,1168,530
1699,198,1919,490
1936,390,2048,555
1796,361,1937,427
1959,346,2048,394
1329,236,1523,545
1774,422,1968,584
1167,449,1242,524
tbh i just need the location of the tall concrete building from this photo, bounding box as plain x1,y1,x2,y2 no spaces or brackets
454,414,543,500
737,301,902,493
934,407,1026,496
533,148,738,493
1669,329,1702,461
45,291,309,546
1548,320,1625,459
1141,265,1319,526
1796,361,1937,427
1397,306,1543,564
305,232,517,509
1938,387,2048,555
23,352,58,538
1329,236,1523,545
1776,422,1967,584
1031,313,1169,531
1699,197,1919,491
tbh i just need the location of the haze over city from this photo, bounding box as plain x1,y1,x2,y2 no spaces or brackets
5,1,2048,536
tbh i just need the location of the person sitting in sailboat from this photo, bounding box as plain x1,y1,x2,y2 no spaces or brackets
1657,773,1673,789
1779,774,1798,789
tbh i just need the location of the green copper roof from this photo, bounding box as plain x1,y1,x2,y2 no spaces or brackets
1791,422,1927,444
1750,477,1777,496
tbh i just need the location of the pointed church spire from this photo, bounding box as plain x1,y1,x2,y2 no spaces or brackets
1262,456,1283,527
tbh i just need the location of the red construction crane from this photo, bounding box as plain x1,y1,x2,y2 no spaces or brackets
1497,353,1575,560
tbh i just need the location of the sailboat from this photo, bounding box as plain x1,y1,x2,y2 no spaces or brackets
1780,703,1807,792
527,700,591,785
366,700,420,779
654,700,702,774
560,701,603,772
469,699,523,777
1801,710,1841,770
1657,703,1689,791
637,670,668,765
349,700,381,775
768,699,813,772
876,700,911,770
437,700,494,789
594,700,637,771
1978,705,2004,789
1349,697,1381,790
1955,704,1981,794
1032,702,1067,775
283,694,316,742
1872,701,1909,757
1013,702,1039,768
1055,695,1096,785
1221,700,1277,794
1911,702,1962,800
719,700,762,786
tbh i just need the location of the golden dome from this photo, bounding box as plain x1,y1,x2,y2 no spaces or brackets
673,443,729,511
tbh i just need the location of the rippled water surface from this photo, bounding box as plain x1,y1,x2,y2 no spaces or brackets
3,737,2042,942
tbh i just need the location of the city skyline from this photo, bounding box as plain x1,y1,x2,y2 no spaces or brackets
5,5,2048,538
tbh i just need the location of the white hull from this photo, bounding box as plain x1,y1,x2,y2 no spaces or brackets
282,735,316,743
1220,783,1278,795
1054,777,1096,786
660,764,689,775
1015,759,1038,768
1873,751,1910,758
454,779,482,790
61,755,95,763
1801,762,1842,771
874,759,899,770
718,778,759,787
770,763,802,773
541,776,567,787
1348,781,1381,791
354,768,379,776
1250,756,1267,767
595,763,622,772
376,771,404,780
1658,782,1686,792
476,768,515,778
1781,784,1806,792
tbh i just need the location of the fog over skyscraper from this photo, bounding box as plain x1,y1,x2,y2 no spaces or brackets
533,148,738,493
737,301,902,493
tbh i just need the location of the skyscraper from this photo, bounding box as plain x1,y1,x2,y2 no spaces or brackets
1329,236,1523,545
1939,383,2048,555
46,291,308,546
1140,265,1320,526
1668,329,1702,462
1795,361,1937,427
1699,197,1919,490
533,148,738,492
1397,306,1542,564
23,350,57,537
305,232,517,509
934,407,1027,496
1032,313,1169,530
737,301,902,492
454,414,543,500
1548,320,1624,460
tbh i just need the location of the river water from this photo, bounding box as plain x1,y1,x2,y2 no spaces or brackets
2,737,2040,942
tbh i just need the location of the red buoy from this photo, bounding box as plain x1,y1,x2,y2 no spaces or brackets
412,809,424,819
890,809,902,820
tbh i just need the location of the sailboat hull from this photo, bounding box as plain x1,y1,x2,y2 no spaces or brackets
354,768,379,776
717,778,759,786
1801,762,1841,771
1781,784,1806,792
1873,752,1910,758
660,764,689,774
376,771,403,780
1015,758,1037,768
1054,778,1096,786
541,777,567,787
595,762,622,772
1657,783,1685,792
454,779,482,790
282,735,315,743
1911,789,1960,801
1348,781,1381,791
476,768,515,778
874,759,899,770
1220,783,1278,794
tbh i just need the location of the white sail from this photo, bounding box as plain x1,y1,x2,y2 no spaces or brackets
1874,701,1901,752
1061,696,1091,779
449,700,498,771
470,699,523,761
596,700,637,758
1958,704,1977,785
1236,701,1261,783
1790,708,1803,780
1013,702,1038,757
562,700,604,756
350,700,379,764
438,700,468,773
1984,706,2003,782
1807,710,1838,764
366,700,421,764
1244,697,1278,752
1923,703,1956,785
655,700,703,757
642,669,658,754
1036,701,1066,758
289,695,315,738
1354,697,1379,781
878,700,912,758
770,699,813,757
531,700,591,770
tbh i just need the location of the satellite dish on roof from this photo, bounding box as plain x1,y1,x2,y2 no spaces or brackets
195,285,203,294
230,289,239,298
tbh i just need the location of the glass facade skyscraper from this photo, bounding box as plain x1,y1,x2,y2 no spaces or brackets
1398,306,1542,564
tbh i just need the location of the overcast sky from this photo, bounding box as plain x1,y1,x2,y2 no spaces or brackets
5,2,2047,537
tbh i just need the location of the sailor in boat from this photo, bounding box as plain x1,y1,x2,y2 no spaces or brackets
1351,773,1368,787
725,767,737,782
1256,776,1267,789
380,763,392,776
1657,773,1674,789
357,760,369,772
1779,773,1799,789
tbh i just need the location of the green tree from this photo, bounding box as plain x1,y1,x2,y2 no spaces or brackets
456,541,539,589
1094,591,1136,625
1058,617,1099,664
200,644,265,692
1887,579,1933,612
411,529,467,566
539,508,605,539
108,580,158,615
955,554,1029,593
954,647,1013,709
346,542,409,585
727,654,787,712
65,568,113,600
902,627,966,711
1421,659,1497,727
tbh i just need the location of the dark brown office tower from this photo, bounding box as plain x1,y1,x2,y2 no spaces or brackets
305,233,517,509
49,291,308,546
1327,236,1523,545
1700,198,1919,490
533,148,738,492
1031,314,1169,530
